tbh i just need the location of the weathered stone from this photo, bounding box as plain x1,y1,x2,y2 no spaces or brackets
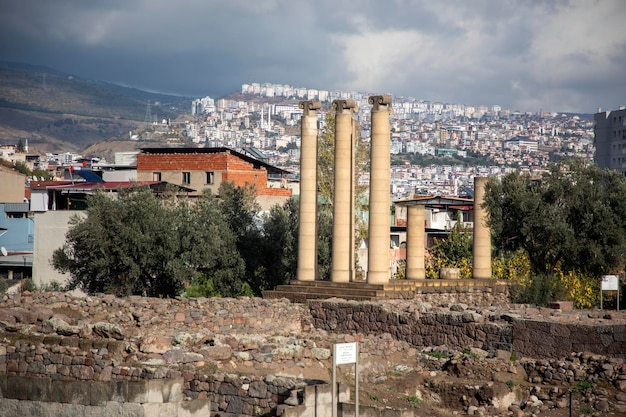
140,336,172,354
249,381,268,398
311,348,330,360
199,346,232,361
92,322,125,340
163,348,185,364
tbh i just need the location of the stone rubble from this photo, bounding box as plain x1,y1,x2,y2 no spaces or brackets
0,291,625,416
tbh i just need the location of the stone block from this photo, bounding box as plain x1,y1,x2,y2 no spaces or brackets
49,379,91,405
549,301,573,311
0,373,6,398
89,381,114,406
178,398,212,417
142,401,177,417
0,397,19,416
6,375,43,400
127,380,150,403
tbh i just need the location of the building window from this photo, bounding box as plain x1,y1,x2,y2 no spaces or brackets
206,171,214,185
182,172,191,185
153,172,161,181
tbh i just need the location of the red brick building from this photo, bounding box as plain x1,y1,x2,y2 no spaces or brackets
136,148,292,209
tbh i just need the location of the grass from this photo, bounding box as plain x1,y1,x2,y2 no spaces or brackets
506,380,516,391
579,406,594,415
369,394,380,402
572,378,593,393
406,395,421,408
423,351,448,359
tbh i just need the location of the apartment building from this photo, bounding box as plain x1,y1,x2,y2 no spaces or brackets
136,147,292,210
594,106,626,174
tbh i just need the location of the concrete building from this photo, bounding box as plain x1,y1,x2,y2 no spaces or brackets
0,165,27,203
594,106,626,174
136,148,292,210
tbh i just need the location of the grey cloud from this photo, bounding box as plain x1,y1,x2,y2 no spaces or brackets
0,0,624,112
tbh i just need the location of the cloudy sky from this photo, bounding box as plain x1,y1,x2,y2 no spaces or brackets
1,0,625,113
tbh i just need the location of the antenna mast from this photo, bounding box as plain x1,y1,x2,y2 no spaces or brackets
144,100,152,124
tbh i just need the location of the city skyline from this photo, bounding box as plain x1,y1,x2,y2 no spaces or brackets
1,0,625,114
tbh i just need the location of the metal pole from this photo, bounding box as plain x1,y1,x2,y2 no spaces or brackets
332,348,337,417
355,344,359,417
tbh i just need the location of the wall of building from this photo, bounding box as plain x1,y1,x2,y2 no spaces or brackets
136,151,290,209
32,211,79,287
0,205,33,252
594,108,626,173
0,167,26,203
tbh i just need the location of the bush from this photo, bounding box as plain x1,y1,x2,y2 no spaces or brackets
509,273,568,306
21,278,36,292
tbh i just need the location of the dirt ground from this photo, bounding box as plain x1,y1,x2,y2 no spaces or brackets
333,349,625,417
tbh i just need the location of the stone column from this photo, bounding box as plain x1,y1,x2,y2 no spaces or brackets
367,95,392,284
297,101,321,281
472,176,492,279
331,99,357,283
406,205,426,279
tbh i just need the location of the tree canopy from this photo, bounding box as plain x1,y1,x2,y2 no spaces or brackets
53,186,245,297
318,108,370,251
484,159,626,277
51,180,336,298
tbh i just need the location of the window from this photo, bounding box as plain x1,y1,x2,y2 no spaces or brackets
182,172,191,185
206,171,214,185
153,172,161,181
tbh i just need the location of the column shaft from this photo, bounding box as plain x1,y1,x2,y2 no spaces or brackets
406,205,426,279
472,176,492,279
297,101,321,281
331,100,356,283
367,95,392,284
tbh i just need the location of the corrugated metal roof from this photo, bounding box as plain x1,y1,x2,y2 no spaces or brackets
3,203,29,212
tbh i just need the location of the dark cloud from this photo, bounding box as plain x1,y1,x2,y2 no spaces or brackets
0,0,624,112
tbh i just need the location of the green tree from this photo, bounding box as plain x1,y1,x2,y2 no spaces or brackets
425,222,473,279
484,159,626,277
316,204,334,280
52,186,244,297
216,181,263,295
254,198,299,293
318,108,370,252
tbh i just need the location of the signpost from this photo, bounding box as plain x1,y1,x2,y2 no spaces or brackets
601,275,620,311
333,342,359,417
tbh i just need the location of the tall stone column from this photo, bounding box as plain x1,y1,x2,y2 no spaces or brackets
331,99,357,283
472,176,492,279
367,95,392,284
406,205,426,280
297,101,321,281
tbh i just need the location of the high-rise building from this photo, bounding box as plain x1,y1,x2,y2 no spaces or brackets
594,106,626,174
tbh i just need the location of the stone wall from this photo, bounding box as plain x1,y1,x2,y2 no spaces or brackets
1,292,626,416
0,375,210,417
309,299,626,359
309,299,512,352
512,319,626,358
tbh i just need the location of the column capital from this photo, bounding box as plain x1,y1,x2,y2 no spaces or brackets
299,100,322,115
332,99,357,113
368,95,392,111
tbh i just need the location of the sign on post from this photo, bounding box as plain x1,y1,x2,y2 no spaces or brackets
332,342,359,417
601,275,620,311
334,342,357,365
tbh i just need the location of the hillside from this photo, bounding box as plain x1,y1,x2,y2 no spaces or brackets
0,62,192,153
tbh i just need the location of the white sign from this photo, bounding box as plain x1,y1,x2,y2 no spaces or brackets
601,275,619,291
334,342,357,365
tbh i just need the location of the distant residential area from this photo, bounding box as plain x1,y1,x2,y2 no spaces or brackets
0,78,622,293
